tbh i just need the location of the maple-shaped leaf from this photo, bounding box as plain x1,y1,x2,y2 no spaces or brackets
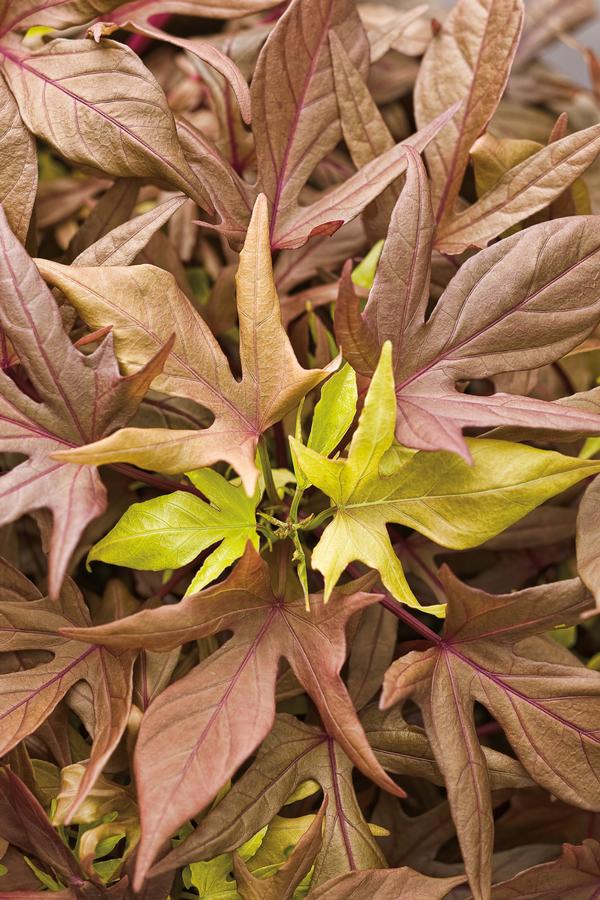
0,208,170,598
0,559,134,825
380,571,600,900
335,153,600,458
487,839,600,899
148,713,389,887
87,468,260,595
37,194,332,494
0,766,131,898
60,545,401,887
291,343,600,613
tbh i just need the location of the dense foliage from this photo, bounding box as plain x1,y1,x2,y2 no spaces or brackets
1,0,600,897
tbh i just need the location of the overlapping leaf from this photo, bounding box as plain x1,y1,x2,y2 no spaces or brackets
0,208,169,598
292,343,600,612
336,153,600,458
0,560,134,820
37,194,331,493
88,467,260,595
414,0,524,223
60,545,401,886
172,0,457,248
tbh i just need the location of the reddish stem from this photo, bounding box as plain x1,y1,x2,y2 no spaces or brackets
111,463,204,498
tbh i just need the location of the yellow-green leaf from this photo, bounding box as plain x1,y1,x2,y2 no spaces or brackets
292,345,600,616
88,469,260,596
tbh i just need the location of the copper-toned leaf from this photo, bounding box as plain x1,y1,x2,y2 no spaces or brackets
0,208,170,597
61,546,400,886
381,573,599,899
39,195,332,492
149,713,389,885
489,839,600,899
2,38,211,209
0,75,36,243
414,0,524,222
336,167,600,457
0,565,134,819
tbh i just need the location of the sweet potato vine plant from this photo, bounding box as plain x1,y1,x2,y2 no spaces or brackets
4,0,600,898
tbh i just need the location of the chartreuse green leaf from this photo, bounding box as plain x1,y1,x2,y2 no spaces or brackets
292,364,357,491
291,344,600,617
88,468,260,596
351,240,384,289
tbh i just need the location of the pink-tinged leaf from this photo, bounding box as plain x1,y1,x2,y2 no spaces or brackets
0,74,36,243
72,193,188,267
0,0,124,35
0,207,170,597
251,0,370,242
414,0,524,222
59,545,401,886
337,205,600,457
89,21,251,124
381,572,599,899
0,767,80,882
104,0,283,26
0,565,134,819
488,839,600,898
272,104,459,249
39,195,332,492
310,868,466,899
436,121,600,253
1,38,211,210
177,116,257,244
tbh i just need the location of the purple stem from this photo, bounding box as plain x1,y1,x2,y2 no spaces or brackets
127,14,172,56
111,463,204,498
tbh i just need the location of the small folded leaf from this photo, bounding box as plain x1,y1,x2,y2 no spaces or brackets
292,364,357,490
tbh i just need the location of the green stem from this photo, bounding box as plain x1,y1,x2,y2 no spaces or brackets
289,485,304,522
300,506,336,531
258,436,280,507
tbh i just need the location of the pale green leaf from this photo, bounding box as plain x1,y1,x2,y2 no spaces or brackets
292,344,600,616
293,364,357,491
351,240,384,289
88,468,260,595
